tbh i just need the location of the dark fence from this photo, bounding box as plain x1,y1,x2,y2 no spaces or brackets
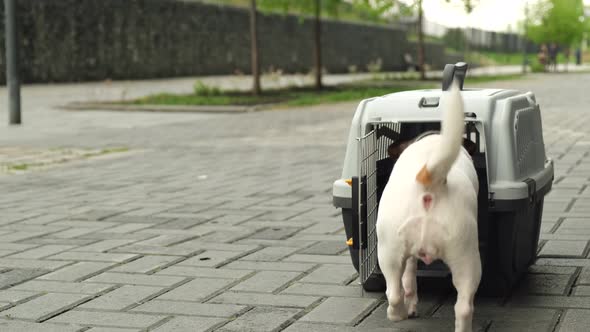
444,28,536,53
1,0,460,84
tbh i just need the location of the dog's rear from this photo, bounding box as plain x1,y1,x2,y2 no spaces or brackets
376,82,481,332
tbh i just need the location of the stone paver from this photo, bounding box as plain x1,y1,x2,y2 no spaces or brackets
86,328,140,332
0,258,72,270
300,297,378,324
7,245,75,259
240,246,299,262
46,252,139,263
434,304,559,325
84,272,185,287
0,292,89,321
299,264,357,284
558,309,590,332
209,291,320,307
538,240,588,257
0,320,80,332
1,72,590,331
11,280,114,294
514,273,574,295
177,250,246,268
509,295,590,309
111,255,180,273
216,307,301,332
131,300,246,317
38,262,115,281
48,310,167,329
154,266,253,279
156,278,235,302
282,283,381,298
79,285,164,310
0,290,38,303
230,270,301,293
153,316,226,332
72,239,139,253
223,261,315,272
0,268,50,289
283,322,360,332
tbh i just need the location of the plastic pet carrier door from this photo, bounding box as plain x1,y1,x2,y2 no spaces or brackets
357,127,378,286
356,123,401,287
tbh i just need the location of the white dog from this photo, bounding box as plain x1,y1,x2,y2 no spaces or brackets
376,81,481,332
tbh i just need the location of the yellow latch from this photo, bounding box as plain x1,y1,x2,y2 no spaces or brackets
346,238,353,246
345,179,353,186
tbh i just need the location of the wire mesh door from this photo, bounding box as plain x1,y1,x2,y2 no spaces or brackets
358,128,379,285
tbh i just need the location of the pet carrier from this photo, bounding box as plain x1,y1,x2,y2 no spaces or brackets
332,62,554,296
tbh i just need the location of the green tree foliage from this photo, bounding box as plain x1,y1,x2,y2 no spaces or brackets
355,1,477,80
258,0,342,16
448,0,477,13
350,0,412,21
527,0,587,47
254,0,391,22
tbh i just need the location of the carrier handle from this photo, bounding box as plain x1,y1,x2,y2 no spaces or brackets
442,62,468,91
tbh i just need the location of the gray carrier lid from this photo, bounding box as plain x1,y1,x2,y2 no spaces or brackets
333,62,553,207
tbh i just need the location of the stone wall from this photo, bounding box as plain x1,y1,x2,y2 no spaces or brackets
407,41,466,69
444,27,537,54
0,0,456,84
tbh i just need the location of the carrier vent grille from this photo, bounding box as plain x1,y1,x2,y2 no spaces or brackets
515,108,546,179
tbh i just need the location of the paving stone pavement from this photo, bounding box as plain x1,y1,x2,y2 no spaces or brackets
0,147,132,175
1,73,590,331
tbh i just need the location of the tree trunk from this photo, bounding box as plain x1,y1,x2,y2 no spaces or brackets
314,0,323,90
250,0,261,95
417,0,426,81
521,3,528,74
521,39,527,74
463,26,471,61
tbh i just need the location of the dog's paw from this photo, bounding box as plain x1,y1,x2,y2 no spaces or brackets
406,301,418,318
404,293,418,318
454,322,473,332
387,305,408,322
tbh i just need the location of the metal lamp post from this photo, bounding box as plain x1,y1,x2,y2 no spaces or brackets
5,0,21,125
522,1,529,74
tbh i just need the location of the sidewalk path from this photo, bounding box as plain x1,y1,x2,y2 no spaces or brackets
0,72,589,331
2,64,588,137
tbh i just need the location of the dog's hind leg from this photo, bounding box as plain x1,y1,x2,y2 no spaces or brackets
378,245,407,322
402,257,418,317
447,253,482,332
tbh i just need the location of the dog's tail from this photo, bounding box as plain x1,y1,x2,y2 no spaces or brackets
416,80,465,187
